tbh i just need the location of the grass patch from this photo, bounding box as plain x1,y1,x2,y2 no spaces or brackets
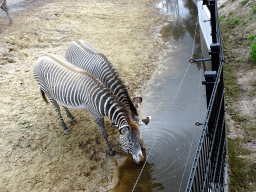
230,16,240,25
249,38,256,62
229,11,235,15
228,138,255,191
252,2,256,13
241,20,247,25
248,34,255,40
240,0,249,5
233,113,246,122
220,3,226,8
223,63,241,105
248,90,256,96
219,15,226,22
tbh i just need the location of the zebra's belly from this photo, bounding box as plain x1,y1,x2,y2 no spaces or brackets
61,103,86,109
53,97,87,109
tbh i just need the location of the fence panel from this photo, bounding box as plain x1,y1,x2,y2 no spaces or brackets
186,0,226,191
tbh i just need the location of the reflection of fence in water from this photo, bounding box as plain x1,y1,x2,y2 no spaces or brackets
186,0,227,191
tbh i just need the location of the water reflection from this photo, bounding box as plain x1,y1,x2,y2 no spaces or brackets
111,148,164,192
158,0,180,16
160,0,209,71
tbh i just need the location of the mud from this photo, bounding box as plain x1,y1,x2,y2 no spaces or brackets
0,0,167,191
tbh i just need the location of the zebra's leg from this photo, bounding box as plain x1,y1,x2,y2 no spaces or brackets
1,1,12,25
62,106,77,123
90,111,115,156
5,10,12,25
48,98,69,134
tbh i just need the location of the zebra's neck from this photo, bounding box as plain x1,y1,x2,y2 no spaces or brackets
100,93,130,128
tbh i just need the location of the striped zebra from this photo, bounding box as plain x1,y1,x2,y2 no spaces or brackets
0,0,12,32
65,40,142,125
33,55,145,164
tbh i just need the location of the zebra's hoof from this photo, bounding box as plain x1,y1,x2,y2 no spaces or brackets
110,150,116,156
64,129,69,135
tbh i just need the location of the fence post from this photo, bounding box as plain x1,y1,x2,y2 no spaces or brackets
202,71,217,107
210,43,220,71
209,0,217,43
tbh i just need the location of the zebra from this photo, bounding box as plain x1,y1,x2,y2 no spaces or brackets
0,0,12,32
33,55,145,164
65,40,142,125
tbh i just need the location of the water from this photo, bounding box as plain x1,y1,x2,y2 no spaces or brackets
113,0,211,191
0,0,48,15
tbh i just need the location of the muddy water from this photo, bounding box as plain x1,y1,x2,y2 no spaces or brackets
113,0,211,191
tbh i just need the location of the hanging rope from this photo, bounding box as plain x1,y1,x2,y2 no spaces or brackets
132,16,200,192
178,15,204,192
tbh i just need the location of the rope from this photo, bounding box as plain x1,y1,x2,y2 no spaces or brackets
132,17,199,192
178,15,201,192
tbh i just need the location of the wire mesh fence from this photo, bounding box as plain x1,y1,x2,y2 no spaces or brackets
186,0,227,191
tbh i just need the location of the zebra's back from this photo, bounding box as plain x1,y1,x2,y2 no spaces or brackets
34,55,105,111
65,40,139,120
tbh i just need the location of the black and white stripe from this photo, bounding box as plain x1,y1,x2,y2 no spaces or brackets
65,40,140,122
33,55,144,164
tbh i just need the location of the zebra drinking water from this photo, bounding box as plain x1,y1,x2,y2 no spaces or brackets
0,0,12,32
65,40,142,123
33,55,145,164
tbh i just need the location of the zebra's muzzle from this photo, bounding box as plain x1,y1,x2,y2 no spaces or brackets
133,149,145,164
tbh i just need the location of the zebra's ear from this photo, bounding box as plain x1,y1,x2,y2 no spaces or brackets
141,116,151,125
120,126,130,135
132,96,142,108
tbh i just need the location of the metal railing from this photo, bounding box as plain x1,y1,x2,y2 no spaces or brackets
186,0,227,191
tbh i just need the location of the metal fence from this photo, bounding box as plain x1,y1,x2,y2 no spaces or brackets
186,0,227,191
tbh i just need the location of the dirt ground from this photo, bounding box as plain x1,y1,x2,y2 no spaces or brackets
0,0,167,191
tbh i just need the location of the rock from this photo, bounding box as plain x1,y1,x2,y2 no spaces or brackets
7,57,18,63
9,47,17,51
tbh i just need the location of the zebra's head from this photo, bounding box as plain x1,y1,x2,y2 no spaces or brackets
119,123,144,164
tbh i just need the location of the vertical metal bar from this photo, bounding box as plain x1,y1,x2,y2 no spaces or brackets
209,0,217,43
203,71,216,107
210,43,220,71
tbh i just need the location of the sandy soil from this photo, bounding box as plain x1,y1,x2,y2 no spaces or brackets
0,0,167,191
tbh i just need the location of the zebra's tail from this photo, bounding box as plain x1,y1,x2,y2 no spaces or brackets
40,88,49,104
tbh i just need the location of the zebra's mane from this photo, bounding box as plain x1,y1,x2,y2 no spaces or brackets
76,40,126,85
76,40,138,116
75,40,98,54
128,120,140,133
107,94,139,132
45,54,107,90
46,54,89,75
